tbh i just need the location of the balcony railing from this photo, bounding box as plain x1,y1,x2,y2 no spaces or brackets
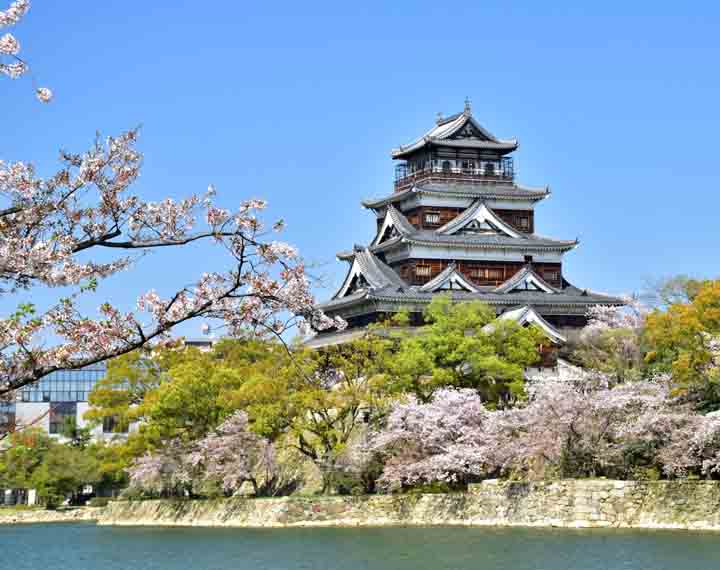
394,158,514,192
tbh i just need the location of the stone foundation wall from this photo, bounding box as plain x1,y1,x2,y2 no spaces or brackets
98,480,720,531
0,507,101,525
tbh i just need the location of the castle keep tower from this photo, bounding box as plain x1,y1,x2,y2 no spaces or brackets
315,101,620,344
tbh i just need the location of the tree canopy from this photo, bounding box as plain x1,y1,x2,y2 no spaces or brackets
387,296,544,405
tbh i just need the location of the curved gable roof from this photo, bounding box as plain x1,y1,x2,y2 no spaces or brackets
493,305,567,344
371,205,415,247
493,265,559,294
436,200,521,238
391,106,518,159
333,248,406,299
418,263,479,293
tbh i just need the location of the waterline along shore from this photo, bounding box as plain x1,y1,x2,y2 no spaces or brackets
0,507,101,525
4,480,720,531
91,480,720,531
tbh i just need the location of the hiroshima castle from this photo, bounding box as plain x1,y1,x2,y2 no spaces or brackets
314,100,621,346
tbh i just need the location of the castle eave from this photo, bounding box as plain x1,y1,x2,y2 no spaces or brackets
361,183,550,210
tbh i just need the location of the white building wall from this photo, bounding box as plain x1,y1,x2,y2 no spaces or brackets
383,245,564,264
76,402,105,440
394,195,540,212
14,402,50,433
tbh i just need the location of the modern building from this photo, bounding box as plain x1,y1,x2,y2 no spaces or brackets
9,338,216,440
12,362,121,440
314,101,621,346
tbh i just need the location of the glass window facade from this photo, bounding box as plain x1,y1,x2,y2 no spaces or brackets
49,402,77,434
0,402,15,432
20,363,107,403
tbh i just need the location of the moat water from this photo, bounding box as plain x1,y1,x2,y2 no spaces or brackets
4,523,720,569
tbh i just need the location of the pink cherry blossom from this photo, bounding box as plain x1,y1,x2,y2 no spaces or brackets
188,411,276,494
0,1,31,84
127,439,195,495
127,412,276,496
0,32,19,54
372,374,720,486
0,0,29,27
1,130,338,403
35,86,51,103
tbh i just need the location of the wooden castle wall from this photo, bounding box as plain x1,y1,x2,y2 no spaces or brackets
394,259,562,287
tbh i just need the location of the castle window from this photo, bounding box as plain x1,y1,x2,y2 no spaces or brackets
424,212,441,225
415,265,431,277
544,271,560,283
441,161,451,173
487,268,503,281
519,217,529,229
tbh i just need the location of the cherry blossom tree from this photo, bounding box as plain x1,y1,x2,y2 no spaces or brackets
0,129,344,440
585,295,648,333
0,1,51,101
127,412,277,497
650,414,720,478
126,439,194,496
370,388,493,488
510,376,671,478
572,297,649,382
187,411,276,495
371,375,720,487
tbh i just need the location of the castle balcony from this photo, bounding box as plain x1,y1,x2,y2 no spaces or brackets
394,157,514,192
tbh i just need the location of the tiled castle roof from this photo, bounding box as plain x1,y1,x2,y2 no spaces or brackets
362,182,551,210
324,246,622,315
365,204,578,254
391,106,518,159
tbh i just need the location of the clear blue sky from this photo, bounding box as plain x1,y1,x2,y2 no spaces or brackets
3,1,719,337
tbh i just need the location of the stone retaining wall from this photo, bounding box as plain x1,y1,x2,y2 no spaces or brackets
0,507,101,525
98,480,720,531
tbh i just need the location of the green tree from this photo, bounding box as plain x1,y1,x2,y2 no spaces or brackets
572,328,646,383
0,429,101,508
86,339,289,460
85,347,182,431
220,334,393,493
389,296,544,404
645,279,720,410
284,336,393,493
30,445,99,507
0,429,52,491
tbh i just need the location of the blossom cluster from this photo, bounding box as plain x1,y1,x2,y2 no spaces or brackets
371,375,720,487
584,296,648,334
1,130,339,397
0,0,28,27
0,1,51,101
127,412,275,496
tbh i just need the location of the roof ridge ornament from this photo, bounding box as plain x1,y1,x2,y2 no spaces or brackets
436,111,444,125
464,97,472,116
